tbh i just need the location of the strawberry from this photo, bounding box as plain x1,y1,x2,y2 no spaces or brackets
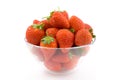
46,28,58,38
51,54,71,63
49,11,70,29
56,29,74,48
26,24,45,45
69,16,84,32
85,23,92,30
40,36,57,61
33,19,40,24
63,55,79,70
75,29,92,46
44,60,62,71
56,29,74,54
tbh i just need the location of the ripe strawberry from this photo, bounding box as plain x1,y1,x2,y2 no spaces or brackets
46,28,58,38
40,36,57,61
85,23,92,30
51,54,70,63
33,19,40,24
69,16,84,32
56,29,74,54
49,11,70,29
26,24,45,45
56,29,74,48
75,29,92,46
44,60,62,71
63,55,79,70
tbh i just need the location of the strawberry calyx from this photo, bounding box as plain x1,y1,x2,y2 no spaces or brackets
70,28,75,33
42,11,54,20
32,23,44,30
41,36,54,44
89,29,96,38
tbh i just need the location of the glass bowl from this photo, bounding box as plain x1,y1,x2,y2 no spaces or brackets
25,38,96,73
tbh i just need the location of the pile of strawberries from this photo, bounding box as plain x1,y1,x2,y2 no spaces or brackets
25,9,96,72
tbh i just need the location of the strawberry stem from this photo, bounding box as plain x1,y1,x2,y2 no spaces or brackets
32,23,44,30
41,36,54,44
70,28,75,33
89,29,96,38
42,16,50,19
42,11,54,20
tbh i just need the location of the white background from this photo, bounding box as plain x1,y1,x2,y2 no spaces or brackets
0,0,120,80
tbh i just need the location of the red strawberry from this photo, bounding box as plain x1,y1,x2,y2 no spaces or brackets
56,29,74,54
46,28,58,38
85,23,92,30
56,29,74,48
75,29,92,46
44,60,62,71
51,54,71,63
49,11,70,29
26,24,45,45
69,16,84,32
40,36,57,61
63,55,79,70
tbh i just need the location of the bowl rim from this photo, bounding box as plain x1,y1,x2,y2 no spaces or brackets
24,37,96,50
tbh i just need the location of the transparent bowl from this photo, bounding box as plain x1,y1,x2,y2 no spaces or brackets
25,38,96,73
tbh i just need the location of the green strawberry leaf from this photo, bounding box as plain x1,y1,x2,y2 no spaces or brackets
42,11,54,20
42,16,50,20
89,29,96,38
32,23,44,30
89,28,93,33
92,34,96,38
41,36,54,44
70,28,75,33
